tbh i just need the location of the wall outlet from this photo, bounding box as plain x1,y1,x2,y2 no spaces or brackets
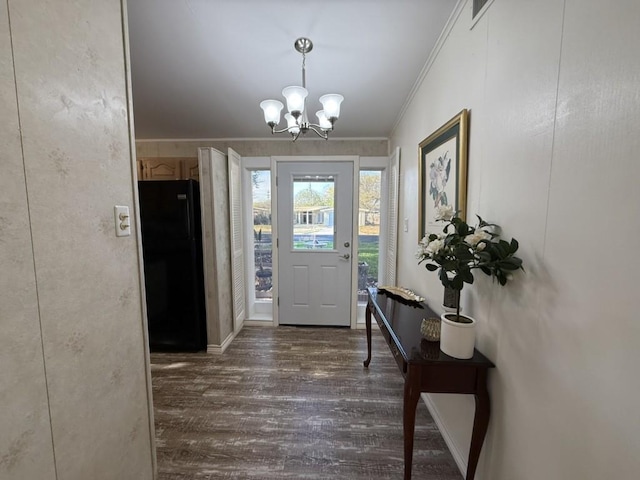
114,206,131,237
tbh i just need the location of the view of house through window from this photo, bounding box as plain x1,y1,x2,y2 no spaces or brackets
358,171,381,303
251,169,381,305
292,175,336,250
252,170,272,300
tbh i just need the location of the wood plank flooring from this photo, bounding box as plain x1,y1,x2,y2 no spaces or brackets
150,326,462,479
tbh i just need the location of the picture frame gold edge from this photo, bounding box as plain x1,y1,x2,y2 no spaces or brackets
417,109,469,242
457,109,469,222
418,109,467,151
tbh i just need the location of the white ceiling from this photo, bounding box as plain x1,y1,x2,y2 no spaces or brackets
126,0,457,140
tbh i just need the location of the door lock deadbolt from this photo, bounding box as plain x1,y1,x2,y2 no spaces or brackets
344,242,350,247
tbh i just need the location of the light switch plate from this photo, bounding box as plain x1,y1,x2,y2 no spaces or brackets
114,205,131,237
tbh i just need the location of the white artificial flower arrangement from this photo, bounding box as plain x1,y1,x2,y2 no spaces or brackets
416,206,524,321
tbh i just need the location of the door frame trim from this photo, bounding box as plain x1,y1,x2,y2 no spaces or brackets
272,156,360,328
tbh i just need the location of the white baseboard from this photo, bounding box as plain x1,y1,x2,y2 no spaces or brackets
421,393,467,478
243,319,274,327
206,330,237,354
356,320,382,331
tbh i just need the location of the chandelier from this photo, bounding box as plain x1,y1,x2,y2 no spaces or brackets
259,38,344,141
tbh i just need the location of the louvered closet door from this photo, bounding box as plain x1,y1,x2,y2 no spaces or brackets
228,148,246,331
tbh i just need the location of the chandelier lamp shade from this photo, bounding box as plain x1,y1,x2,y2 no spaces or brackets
260,38,344,141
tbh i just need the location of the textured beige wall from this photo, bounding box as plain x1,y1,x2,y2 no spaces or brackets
391,1,640,479
1,0,154,479
136,138,388,158
0,4,56,479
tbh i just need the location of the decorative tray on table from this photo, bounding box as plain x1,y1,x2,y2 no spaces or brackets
377,285,425,303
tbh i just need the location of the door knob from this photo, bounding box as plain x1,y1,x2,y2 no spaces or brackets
340,253,351,259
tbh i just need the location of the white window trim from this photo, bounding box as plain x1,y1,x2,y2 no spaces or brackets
355,156,393,327
241,157,273,325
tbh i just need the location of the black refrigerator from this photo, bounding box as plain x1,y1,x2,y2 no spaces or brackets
138,180,207,352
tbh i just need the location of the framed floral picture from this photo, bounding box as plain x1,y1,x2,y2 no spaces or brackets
418,109,469,240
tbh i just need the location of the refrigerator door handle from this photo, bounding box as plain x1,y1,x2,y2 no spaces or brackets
177,193,191,238
184,200,191,238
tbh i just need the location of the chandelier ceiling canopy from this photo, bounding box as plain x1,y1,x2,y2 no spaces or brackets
260,38,344,141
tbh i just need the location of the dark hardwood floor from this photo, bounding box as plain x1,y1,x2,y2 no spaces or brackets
150,326,462,479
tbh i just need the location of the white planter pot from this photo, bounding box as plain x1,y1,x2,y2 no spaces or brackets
440,313,476,359
441,304,462,314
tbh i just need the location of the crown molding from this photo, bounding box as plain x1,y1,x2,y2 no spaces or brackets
389,0,467,138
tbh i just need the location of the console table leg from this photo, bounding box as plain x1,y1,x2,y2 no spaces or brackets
403,368,420,480
363,302,372,367
467,371,490,480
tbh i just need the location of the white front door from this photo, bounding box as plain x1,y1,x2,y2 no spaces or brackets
277,161,353,326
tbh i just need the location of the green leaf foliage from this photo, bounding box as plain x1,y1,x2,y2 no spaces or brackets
510,238,519,254
416,211,525,311
450,275,464,290
461,269,474,284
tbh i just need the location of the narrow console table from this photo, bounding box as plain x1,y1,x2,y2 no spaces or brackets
363,287,495,480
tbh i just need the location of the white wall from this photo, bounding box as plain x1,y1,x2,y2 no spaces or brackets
391,0,640,478
0,1,155,479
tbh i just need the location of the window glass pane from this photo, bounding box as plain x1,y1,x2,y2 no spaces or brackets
252,170,272,300
292,175,335,250
358,171,381,303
